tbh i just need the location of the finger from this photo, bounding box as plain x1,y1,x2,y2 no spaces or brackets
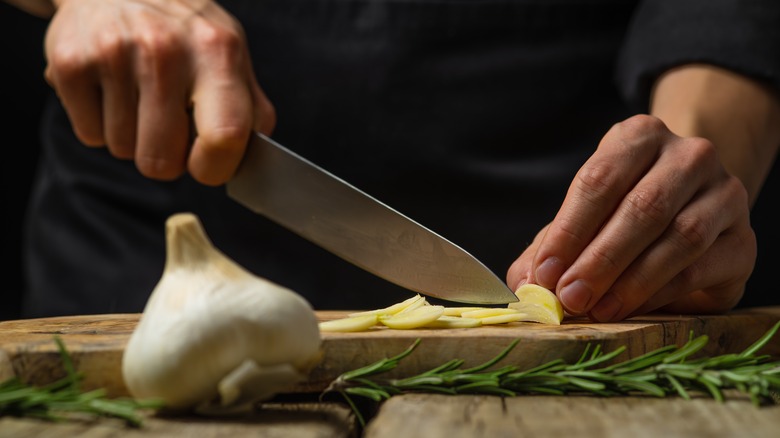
45,55,105,147
134,40,190,180
633,224,753,317
189,79,253,186
244,54,276,135
188,40,254,186
558,135,716,316
588,174,748,322
99,36,138,159
632,180,753,316
250,81,276,136
532,116,668,294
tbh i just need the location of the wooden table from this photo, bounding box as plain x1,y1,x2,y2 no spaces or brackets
2,308,779,437
1,391,778,437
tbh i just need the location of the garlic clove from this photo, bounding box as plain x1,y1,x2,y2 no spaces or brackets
196,360,305,415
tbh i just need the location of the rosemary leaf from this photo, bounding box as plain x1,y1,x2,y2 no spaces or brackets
569,345,626,371
0,336,163,427
665,373,690,400
325,321,780,422
344,387,390,402
663,334,709,364
740,321,780,358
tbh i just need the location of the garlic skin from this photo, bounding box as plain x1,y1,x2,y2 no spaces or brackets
121,213,321,412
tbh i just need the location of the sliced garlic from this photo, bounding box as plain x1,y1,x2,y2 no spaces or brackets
319,314,379,332
379,306,445,329
459,308,522,319
424,315,483,329
509,284,564,325
320,284,565,332
348,294,425,317
442,307,486,316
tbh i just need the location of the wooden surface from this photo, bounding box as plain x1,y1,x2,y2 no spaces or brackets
2,308,780,437
1,308,779,396
0,401,356,438
365,393,780,438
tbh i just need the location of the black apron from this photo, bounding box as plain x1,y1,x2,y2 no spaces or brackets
23,0,638,317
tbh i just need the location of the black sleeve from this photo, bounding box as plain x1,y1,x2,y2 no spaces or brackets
616,0,780,111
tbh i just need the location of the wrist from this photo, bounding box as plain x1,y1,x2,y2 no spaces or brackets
4,0,57,17
651,63,780,205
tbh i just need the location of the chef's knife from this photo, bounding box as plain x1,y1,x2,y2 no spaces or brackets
226,132,518,305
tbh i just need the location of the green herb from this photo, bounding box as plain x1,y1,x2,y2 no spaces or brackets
325,321,780,426
0,336,163,427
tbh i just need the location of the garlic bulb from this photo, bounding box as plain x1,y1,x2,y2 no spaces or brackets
122,213,321,413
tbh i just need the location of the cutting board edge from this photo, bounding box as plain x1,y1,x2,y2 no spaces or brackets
1,307,779,396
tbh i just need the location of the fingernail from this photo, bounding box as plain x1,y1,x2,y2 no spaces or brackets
535,257,565,289
559,280,592,314
590,293,622,322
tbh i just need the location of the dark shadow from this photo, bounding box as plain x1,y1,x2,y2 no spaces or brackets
0,4,49,321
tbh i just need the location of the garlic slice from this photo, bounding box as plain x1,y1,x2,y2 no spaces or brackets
121,213,322,413
379,305,445,329
319,314,379,332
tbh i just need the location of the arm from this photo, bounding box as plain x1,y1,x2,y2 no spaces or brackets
651,64,780,206
507,64,780,321
647,64,780,313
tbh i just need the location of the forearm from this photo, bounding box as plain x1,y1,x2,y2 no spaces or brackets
650,64,780,206
3,0,55,17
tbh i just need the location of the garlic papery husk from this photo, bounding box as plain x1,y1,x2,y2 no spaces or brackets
121,213,322,413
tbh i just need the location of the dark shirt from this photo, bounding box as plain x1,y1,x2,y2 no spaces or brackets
22,0,780,317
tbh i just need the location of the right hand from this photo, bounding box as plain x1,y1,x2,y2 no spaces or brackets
44,0,276,185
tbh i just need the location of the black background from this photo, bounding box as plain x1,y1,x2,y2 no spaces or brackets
1,3,776,320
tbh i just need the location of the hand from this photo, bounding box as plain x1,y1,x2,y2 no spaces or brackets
44,0,275,185
507,115,756,322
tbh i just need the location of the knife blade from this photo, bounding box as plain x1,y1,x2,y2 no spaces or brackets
226,133,518,305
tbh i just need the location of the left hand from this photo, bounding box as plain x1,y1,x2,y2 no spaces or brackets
506,114,756,322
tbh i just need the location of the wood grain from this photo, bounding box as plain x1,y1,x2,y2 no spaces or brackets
0,401,356,438
364,393,780,438
1,308,779,397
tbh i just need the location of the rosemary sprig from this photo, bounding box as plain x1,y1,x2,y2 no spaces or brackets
326,321,780,426
0,336,163,427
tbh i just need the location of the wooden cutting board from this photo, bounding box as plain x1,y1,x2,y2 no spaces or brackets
1,308,779,398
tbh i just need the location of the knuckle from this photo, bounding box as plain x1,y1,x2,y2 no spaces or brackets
587,243,622,274
194,21,243,61
724,175,750,207
683,137,718,167
616,114,668,137
47,45,89,81
136,29,182,71
553,219,588,249
138,33,175,58
199,125,248,150
671,213,714,253
95,32,130,64
623,184,670,227
575,160,618,201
